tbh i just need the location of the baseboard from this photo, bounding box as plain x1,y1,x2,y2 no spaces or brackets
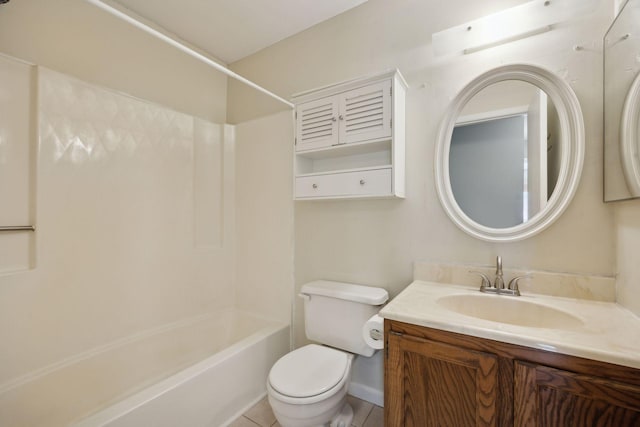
220,392,267,427
348,382,384,407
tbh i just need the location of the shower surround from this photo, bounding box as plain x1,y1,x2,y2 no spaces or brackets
0,58,291,426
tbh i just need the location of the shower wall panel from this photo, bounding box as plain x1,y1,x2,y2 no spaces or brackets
0,65,235,390
0,54,36,273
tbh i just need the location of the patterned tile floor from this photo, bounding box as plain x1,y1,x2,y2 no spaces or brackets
228,395,383,427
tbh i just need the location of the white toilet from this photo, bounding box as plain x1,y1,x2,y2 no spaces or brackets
267,280,388,427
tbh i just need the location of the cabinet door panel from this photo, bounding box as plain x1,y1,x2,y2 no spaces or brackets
386,333,498,427
295,97,339,151
514,361,640,427
339,80,392,144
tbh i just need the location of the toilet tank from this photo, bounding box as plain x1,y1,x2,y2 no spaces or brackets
301,280,388,357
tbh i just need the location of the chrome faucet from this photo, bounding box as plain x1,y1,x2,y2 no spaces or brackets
494,255,504,289
470,256,530,297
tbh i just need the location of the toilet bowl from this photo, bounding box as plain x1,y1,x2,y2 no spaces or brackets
266,281,388,427
267,344,354,427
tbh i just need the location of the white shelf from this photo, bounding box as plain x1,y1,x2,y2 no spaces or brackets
296,139,391,160
296,165,392,178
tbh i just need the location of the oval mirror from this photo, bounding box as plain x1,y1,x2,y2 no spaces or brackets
620,71,640,196
435,64,584,242
604,0,640,201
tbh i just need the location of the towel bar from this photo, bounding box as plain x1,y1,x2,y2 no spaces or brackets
0,225,35,232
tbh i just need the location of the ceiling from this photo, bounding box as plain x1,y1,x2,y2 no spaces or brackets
112,0,369,64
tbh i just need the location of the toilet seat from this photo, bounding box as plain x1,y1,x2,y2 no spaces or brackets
268,344,352,404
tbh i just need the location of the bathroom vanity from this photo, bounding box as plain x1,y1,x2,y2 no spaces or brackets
381,280,640,427
395,50,640,425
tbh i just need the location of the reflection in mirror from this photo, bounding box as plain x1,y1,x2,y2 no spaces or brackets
604,0,640,201
449,80,560,228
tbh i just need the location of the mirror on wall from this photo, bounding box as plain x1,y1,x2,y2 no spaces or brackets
450,81,561,228
435,65,584,243
604,0,640,201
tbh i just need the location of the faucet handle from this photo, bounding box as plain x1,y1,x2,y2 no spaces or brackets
507,275,532,296
469,270,492,290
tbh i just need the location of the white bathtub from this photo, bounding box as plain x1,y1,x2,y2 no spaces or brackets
0,309,289,427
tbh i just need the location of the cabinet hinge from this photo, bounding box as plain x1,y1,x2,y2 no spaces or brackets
295,111,297,120
294,137,297,145
389,330,403,337
390,86,392,96
390,118,392,128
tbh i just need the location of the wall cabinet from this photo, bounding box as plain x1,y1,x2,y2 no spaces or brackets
293,70,406,200
385,320,640,427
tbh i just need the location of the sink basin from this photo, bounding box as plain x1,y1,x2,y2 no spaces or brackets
437,293,584,329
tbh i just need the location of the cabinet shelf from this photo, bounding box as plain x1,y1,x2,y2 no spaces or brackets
296,164,392,178
295,138,391,160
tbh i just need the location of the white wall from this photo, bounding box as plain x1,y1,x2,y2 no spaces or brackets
615,204,640,316
228,0,619,349
0,0,228,123
612,0,640,318
235,111,294,324
608,0,640,318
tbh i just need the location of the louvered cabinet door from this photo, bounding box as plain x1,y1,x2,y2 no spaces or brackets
295,97,339,152
338,79,392,145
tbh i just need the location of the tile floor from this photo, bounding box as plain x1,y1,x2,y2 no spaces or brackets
228,395,383,427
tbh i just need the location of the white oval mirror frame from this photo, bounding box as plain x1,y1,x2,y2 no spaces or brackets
435,64,585,243
620,71,640,196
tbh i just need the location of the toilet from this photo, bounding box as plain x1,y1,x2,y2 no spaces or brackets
267,280,388,427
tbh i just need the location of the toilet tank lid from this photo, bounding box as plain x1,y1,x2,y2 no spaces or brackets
301,280,389,305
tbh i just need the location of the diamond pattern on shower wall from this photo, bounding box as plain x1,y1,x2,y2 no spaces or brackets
30,68,232,369
38,68,193,165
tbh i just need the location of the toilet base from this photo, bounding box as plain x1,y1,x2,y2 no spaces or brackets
268,388,352,427
329,402,353,427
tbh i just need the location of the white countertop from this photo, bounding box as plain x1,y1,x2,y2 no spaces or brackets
379,280,640,370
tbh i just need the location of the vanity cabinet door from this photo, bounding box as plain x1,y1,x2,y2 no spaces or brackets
514,361,640,427
385,332,498,427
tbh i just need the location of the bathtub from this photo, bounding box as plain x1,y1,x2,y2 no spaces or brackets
0,309,289,427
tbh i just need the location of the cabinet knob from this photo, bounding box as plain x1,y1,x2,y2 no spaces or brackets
332,117,337,122
312,183,318,189
339,115,344,121
360,179,366,185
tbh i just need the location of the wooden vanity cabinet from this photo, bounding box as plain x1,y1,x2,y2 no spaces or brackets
385,320,640,427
